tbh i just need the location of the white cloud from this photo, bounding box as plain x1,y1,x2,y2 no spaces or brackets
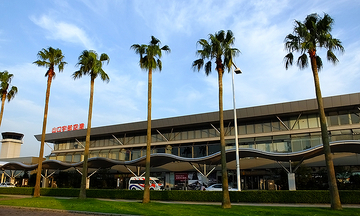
30,15,95,49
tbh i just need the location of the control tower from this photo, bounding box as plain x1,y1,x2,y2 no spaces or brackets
0,132,24,159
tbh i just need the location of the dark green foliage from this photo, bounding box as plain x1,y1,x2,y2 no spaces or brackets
0,188,359,204
0,187,34,195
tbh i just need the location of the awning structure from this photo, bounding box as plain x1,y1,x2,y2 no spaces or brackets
1,140,360,171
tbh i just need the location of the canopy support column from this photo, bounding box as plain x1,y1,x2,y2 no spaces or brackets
277,158,305,191
76,167,101,189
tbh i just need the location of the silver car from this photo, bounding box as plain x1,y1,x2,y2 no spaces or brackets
204,184,237,191
0,182,15,187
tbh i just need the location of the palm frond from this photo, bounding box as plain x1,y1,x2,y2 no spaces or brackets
204,61,212,76
316,56,323,71
284,53,294,70
150,36,160,46
192,59,204,72
72,70,83,80
100,53,110,64
327,50,339,64
7,86,18,102
157,59,162,72
297,53,308,69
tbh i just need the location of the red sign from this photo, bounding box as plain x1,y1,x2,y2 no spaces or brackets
52,123,85,133
175,173,188,180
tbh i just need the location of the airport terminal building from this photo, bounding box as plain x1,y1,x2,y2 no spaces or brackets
34,92,360,190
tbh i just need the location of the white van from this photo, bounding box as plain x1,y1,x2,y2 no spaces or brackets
128,177,163,190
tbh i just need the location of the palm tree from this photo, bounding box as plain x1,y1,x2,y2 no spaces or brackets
131,36,170,203
284,13,344,210
0,71,18,127
192,30,239,209
33,47,67,197
73,50,110,199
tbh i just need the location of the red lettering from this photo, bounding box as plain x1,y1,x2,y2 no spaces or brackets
67,125,73,131
73,124,79,130
57,127,62,133
79,123,85,129
62,126,67,132
52,127,57,133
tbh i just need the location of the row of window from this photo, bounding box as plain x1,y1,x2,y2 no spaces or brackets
53,110,360,151
49,130,360,163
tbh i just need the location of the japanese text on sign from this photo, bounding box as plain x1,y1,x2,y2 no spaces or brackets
52,123,85,133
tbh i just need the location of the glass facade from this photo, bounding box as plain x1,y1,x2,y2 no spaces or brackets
49,109,360,163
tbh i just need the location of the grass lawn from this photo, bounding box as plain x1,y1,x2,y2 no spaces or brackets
0,197,359,216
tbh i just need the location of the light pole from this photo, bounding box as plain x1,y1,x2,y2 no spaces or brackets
231,62,242,191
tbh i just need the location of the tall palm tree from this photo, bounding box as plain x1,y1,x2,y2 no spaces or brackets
284,13,344,210
33,47,67,197
73,50,110,199
131,36,170,203
0,71,18,127
192,30,239,209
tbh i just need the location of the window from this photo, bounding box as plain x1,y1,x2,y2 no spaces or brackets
73,154,81,162
65,153,72,162
239,137,254,149
195,130,201,139
208,128,217,137
255,137,272,152
254,123,263,133
238,125,246,135
194,145,207,158
119,149,129,161
131,150,141,160
351,113,360,124
171,146,179,156
208,144,220,155
48,154,56,160
99,150,109,158
291,134,311,152
246,124,254,134
308,114,319,128
56,154,65,161
154,147,165,153
310,133,322,147
180,146,192,158
298,116,309,129
271,121,281,132
188,131,195,139
339,112,350,125
90,150,100,158
263,122,272,133
328,112,339,126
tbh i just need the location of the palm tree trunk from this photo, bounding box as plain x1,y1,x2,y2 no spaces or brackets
0,92,6,127
79,77,95,199
34,74,53,197
310,54,342,210
143,68,152,204
218,70,231,209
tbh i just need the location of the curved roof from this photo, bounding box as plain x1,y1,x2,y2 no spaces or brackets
1,140,360,171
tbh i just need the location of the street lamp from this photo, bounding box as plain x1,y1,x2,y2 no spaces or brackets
231,62,241,191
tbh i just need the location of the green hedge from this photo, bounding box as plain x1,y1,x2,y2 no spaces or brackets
0,188,359,204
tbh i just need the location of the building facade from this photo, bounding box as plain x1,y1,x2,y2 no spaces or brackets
35,93,360,189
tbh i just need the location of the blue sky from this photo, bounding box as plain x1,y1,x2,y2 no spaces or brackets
0,0,359,157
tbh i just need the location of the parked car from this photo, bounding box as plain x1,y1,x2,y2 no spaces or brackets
0,182,15,187
204,184,237,191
